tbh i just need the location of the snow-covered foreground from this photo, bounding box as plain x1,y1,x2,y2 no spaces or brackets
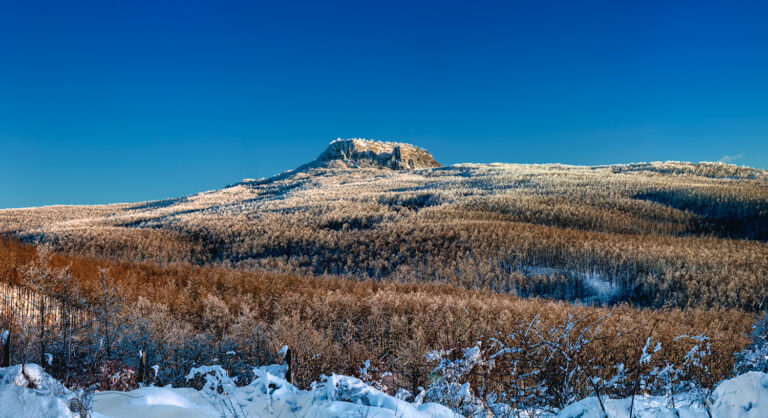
2,363,767,417
0,363,457,418
559,371,768,417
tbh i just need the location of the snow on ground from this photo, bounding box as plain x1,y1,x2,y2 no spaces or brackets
558,372,768,418
711,371,768,418
0,364,75,418
0,385,75,418
522,266,623,303
0,364,457,418
2,363,768,417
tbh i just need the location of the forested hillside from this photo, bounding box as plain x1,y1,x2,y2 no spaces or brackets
0,237,753,408
2,140,768,416
2,140,767,310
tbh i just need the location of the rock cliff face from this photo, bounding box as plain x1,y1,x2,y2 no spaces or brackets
303,138,441,170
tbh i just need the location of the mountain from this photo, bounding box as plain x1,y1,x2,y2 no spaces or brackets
1,139,767,309
298,138,441,170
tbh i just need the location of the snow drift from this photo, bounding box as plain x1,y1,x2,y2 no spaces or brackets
2,363,768,417
0,363,457,418
557,371,768,418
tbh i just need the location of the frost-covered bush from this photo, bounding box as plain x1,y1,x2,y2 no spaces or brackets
420,315,615,415
420,316,720,416
95,360,137,391
357,359,397,394
186,365,249,417
735,311,768,374
530,314,608,409
425,342,491,417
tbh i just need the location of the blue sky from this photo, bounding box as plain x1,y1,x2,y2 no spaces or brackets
2,0,767,208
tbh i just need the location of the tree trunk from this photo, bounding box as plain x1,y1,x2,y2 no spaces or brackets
285,347,293,385
39,296,46,369
137,349,147,386
1,330,10,367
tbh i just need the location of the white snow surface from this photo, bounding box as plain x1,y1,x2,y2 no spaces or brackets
2,364,768,417
711,371,768,418
0,364,75,418
0,385,75,418
0,364,457,418
558,371,768,418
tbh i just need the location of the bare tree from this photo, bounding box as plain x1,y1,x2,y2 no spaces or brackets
21,246,72,369
88,268,126,363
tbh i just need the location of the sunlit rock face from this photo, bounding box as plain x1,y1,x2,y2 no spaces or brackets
303,138,442,170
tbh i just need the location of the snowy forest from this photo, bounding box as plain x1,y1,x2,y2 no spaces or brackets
1,235,768,416
2,160,767,310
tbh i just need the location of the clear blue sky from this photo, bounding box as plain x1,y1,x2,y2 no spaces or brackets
2,0,767,208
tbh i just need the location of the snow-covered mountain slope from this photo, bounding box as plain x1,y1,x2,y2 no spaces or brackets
1,139,762,233
2,139,764,240
1,139,767,308
3,138,765,236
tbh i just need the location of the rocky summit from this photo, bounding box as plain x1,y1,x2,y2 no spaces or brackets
301,138,442,170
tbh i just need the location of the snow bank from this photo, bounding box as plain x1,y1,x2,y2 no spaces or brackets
92,387,211,418
91,364,457,418
3,363,767,417
558,371,768,418
712,371,768,418
557,394,706,418
0,364,75,418
311,374,454,417
0,385,74,418
0,363,71,397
